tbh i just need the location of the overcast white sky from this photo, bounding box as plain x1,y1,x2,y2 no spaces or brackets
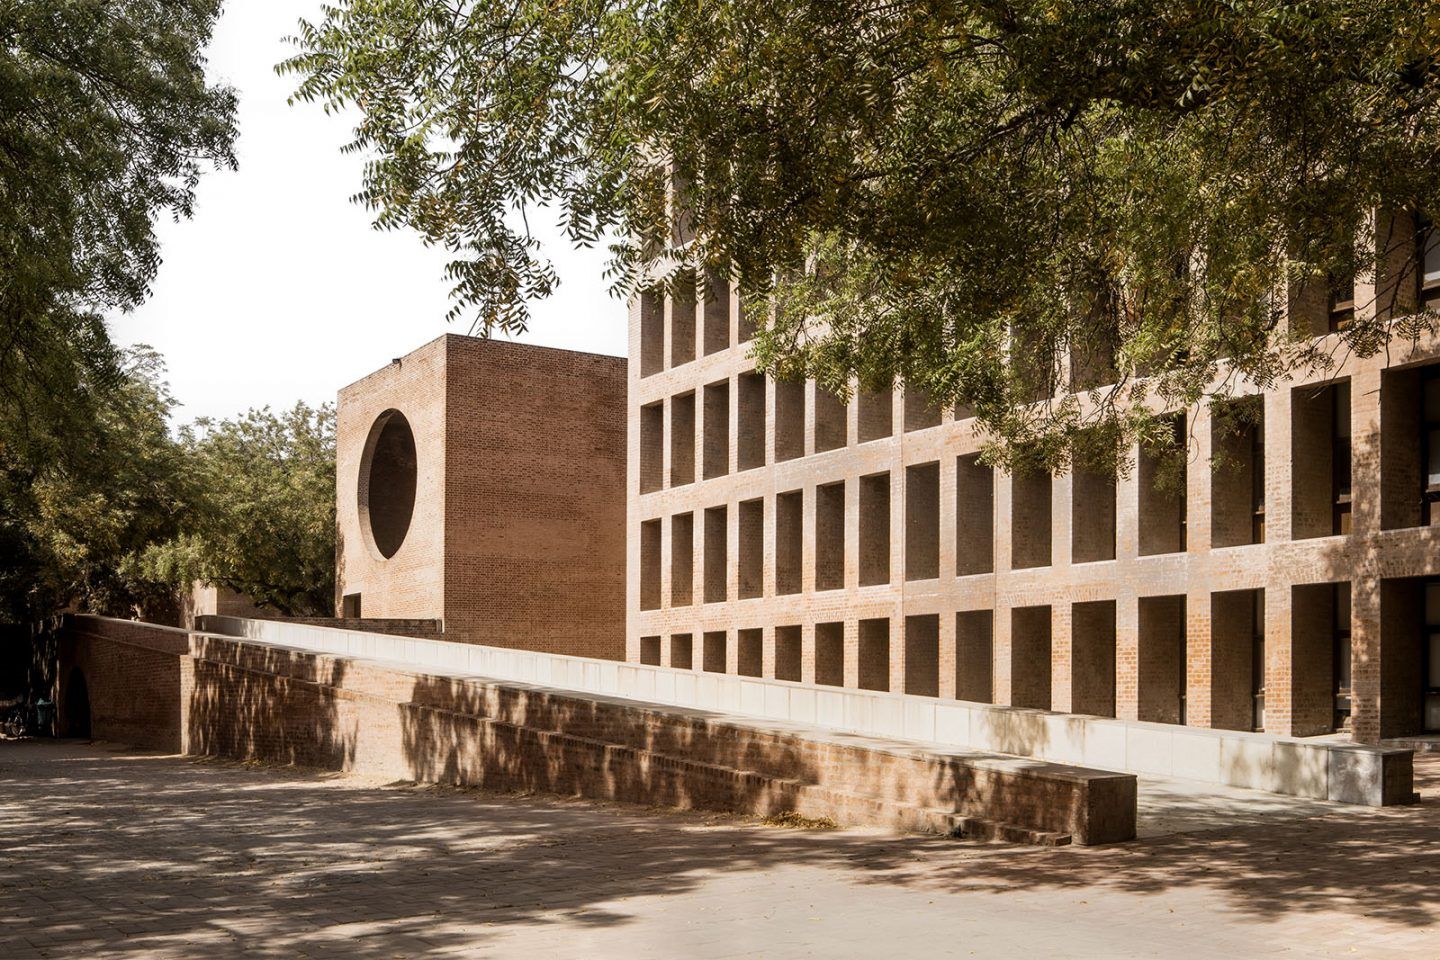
108,2,627,425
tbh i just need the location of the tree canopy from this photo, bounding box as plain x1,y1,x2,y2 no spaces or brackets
285,0,1440,471
136,403,337,618
1,0,237,463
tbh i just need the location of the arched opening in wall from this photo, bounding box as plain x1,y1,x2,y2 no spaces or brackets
63,668,90,739
358,410,417,560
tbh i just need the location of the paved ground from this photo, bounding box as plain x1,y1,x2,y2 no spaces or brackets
1,739,1437,959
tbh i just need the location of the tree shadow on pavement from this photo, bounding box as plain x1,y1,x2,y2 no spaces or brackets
0,741,1435,959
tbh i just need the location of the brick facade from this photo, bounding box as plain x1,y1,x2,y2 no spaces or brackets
627,222,1440,744
337,335,627,660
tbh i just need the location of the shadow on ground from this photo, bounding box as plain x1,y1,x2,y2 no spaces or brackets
0,740,1435,957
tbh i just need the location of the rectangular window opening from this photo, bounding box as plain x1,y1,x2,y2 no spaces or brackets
703,380,730,479
815,481,846,591
905,462,940,581
775,490,803,595
703,506,728,603
1010,470,1052,569
815,622,845,686
703,267,730,355
859,472,892,586
859,618,890,691
774,625,802,681
775,379,806,461
703,630,727,673
904,614,940,696
670,512,693,606
738,498,764,600
639,519,661,611
639,401,663,494
737,628,763,677
670,392,695,487
955,610,994,703
814,386,848,452
737,372,766,471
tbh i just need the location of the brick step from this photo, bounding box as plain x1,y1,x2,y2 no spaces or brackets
401,691,1071,845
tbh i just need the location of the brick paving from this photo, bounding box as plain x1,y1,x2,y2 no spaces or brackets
1,739,1436,959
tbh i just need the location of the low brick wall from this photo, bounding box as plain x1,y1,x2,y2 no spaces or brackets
54,616,1135,843
59,618,190,751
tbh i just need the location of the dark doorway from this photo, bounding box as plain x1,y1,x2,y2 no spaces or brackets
63,668,91,739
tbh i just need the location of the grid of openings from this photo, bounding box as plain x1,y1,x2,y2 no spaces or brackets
640,636,661,666
671,272,696,367
1010,471,1052,569
904,615,939,696
703,380,730,479
858,389,893,442
1071,455,1116,563
703,630,727,673
639,519,661,610
703,267,730,355
775,379,806,461
815,622,845,686
670,392,696,486
814,386,848,452
858,619,890,691
815,481,846,590
775,625,802,681
775,490,803,595
670,513,693,606
859,472,891,586
738,498,764,599
1292,381,1351,539
671,633,693,669
639,402,662,494
640,288,663,377
905,462,940,581
956,455,994,575
1071,600,1117,717
904,388,941,432
737,372,766,471
956,611,994,703
1212,398,1264,547
703,506,727,603
737,628,763,677
1138,413,1187,555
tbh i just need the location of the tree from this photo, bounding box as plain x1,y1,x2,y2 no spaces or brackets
284,0,1440,472
0,0,237,466
136,404,336,618
0,348,191,623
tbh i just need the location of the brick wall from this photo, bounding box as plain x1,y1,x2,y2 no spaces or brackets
336,336,627,661
627,250,1440,744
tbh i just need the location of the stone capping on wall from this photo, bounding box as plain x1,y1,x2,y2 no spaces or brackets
201,615,1414,806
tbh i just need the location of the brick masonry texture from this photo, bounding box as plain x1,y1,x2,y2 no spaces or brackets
337,335,627,660
626,235,1440,745
52,616,1135,844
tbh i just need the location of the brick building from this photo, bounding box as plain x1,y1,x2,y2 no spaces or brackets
337,335,627,660
626,214,1440,744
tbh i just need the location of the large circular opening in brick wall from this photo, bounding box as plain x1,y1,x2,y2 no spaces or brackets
358,410,417,560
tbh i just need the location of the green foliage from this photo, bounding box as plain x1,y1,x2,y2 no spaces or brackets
137,404,337,618
0,349,191,623
0,0,238,621
284,0,1440,471
0,0,237,464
